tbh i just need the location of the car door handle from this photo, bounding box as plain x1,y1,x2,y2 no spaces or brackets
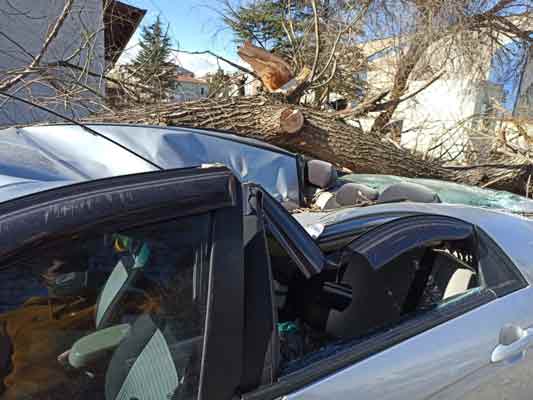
491,324,533,363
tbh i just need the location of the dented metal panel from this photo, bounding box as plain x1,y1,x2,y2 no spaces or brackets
0,124,301,204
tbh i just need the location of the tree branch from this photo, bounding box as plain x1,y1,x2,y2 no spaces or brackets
172,49,259,80
0,0,74,91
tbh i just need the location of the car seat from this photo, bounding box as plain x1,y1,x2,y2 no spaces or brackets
95,237,150,329
62,238,151,370
423,250,477,304
378,182,441,204
325,251,421,339
104,313,202,400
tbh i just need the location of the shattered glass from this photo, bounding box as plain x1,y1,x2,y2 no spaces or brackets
341,174,533,213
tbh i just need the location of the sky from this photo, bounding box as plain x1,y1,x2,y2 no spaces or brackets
118,0,529,109
117,0,243,76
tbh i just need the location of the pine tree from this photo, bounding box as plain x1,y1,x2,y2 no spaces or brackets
133,15,174,101
224,0,310,55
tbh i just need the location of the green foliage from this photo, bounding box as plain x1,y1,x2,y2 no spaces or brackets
223,0,310,54
134,16,172,66
206,69,230,93
133,15,174,100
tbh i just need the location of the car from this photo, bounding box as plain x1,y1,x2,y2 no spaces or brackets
3,123,533,213
1,124,533,400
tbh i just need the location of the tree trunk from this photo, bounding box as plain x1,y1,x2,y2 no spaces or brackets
89,96,533,195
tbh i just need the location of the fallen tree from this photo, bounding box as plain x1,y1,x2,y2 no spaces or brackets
1,0,530,195
88,95,533,195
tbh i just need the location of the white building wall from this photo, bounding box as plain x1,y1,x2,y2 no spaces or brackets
397,80,503,160
0,0,105,126
356,34,510,161
356,79,504,161
174,82,209,102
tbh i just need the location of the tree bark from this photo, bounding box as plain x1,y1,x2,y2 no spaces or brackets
89,96,533,195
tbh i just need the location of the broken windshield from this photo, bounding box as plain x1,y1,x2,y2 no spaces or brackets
341,174,533,213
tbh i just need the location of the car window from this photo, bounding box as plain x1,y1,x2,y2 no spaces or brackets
263,215,526,381
476,228,527,296
0,213,211,400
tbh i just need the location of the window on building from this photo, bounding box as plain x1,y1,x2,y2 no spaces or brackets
489,40,529,113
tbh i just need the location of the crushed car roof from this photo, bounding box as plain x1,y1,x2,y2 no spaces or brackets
0,124,301,204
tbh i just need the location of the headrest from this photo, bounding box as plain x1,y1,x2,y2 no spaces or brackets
306,160,337,189
378,182,441,204
336,183,378,206
114,234,150,270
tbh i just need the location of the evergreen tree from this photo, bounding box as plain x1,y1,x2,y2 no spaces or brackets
224,0,310,55
133,15,174,101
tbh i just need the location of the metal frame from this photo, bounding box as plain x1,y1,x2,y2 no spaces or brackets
249,184,326,278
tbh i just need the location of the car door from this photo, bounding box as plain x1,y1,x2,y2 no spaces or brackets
0,166,245,400
240,213,531,400
281,216,531,400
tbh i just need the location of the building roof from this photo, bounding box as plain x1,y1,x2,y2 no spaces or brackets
176,65,194,76
104,0,146,65
176,76,208,85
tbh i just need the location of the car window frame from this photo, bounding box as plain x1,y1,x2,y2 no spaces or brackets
248,185,326,278
346,214,475,270
0,166,245,400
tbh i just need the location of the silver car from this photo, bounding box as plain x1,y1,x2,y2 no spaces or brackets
1,124,533,400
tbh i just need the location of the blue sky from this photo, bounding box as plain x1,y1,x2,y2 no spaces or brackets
118,0,242,75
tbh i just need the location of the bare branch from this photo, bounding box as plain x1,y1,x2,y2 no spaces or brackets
0,0,75,91
174,49,259,80
309,0,321,82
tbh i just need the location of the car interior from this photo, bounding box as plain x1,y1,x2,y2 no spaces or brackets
267,232,480,376
0,216,210,400
265,159,481,377
303,159,442,210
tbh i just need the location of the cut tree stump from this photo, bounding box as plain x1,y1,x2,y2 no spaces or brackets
280,108,305,134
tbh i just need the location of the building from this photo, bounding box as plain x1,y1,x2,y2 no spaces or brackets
515,47,533,120
107,62,209,103
0,0,144,126
353,31,533,161
174,75,209,102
